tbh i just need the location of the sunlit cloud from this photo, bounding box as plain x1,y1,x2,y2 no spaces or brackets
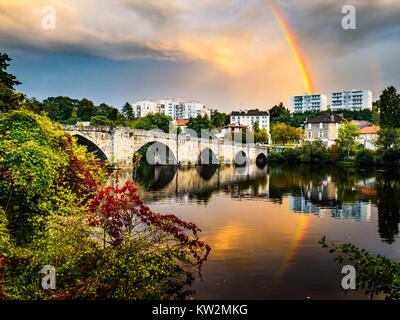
0,0,399,109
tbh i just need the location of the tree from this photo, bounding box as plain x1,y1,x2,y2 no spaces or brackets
77,98,97,121
186,114,215,137
376,128,400,150
122,102,134,121
336,122,360,157
269,102,286,118
90,115,110,127
211,110,230,128
271,123,300,145
132,113,172,133
255,128,269,144
376,86,400,129
0,82,24,113
0,53,21,89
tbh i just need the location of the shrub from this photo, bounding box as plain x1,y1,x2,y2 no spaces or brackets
0,110,210,299
90,115,110,127
355,149,375,167
268,150,284,162
298,141,330,164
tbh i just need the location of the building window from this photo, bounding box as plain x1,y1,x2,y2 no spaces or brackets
318,131,324,138
319,123,323,129
308,123,312,130
308,131,312,138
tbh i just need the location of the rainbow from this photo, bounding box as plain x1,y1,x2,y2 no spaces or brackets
268,0,316,95
270,214,312,292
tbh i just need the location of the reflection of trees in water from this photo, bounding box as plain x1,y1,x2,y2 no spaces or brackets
268,164,331,203
188,190,214,205
268,164,400,244
135,161,400,244
375,171,400,244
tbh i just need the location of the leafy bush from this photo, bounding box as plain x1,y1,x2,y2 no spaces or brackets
355,149,375,167
297,141,330,164
268,151,284,162
90,115,110,127
0,110,210,300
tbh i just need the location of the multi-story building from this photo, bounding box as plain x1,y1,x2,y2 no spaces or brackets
132,100,158,118
304,113,347,147
331,90,372,111
290,94,327,113
230,110,270,132
132,99,211,120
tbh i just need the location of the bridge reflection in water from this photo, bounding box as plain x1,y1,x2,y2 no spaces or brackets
113,163,400,299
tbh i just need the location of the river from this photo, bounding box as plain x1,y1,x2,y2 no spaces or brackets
116,163,400,300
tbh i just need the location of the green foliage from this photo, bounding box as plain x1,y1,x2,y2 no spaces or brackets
336,122,360,157
268,141,330,164
132,112,173,133
320,236,400,300
0,53,21,90
0,110,108,245
0,110,209,300
376,127,400,150
122,102,134,121
271,123,301,145
269,102,287,119
90,115,110,127
211,110,230,128
298,141,331,163
376,86,400,129
186,114,215,137
355,149,375,167
0,82,25,113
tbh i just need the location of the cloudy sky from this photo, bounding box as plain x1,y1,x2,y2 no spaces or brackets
1,0,399,112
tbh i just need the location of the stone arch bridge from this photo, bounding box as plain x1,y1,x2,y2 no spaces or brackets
63,125,269,168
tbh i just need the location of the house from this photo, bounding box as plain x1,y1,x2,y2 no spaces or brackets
358,125,380,150
176,118,189,133
304,113,347,147
218,124,247,138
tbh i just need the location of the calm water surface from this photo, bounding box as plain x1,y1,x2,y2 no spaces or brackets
118,163,400,300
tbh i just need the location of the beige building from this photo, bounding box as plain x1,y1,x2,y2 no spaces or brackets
358,125,380,150
304,114,347,147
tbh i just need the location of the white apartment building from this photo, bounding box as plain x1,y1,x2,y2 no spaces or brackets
290,94,328,113
132,100,158,118
230,110,270,138
132,99,211,120
331,90,372,111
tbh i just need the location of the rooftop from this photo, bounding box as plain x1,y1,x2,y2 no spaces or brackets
231,110,269,116
224,124,247,128
176,119,189,126
305,113,347,124
359,125,380,134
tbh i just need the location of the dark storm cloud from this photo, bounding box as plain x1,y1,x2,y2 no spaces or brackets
286,0,400,53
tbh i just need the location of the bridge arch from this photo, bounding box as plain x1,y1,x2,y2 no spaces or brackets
73,134,108,163
256,152,268,168
197,147,219,165
134,141,177,165
235,150,248,166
